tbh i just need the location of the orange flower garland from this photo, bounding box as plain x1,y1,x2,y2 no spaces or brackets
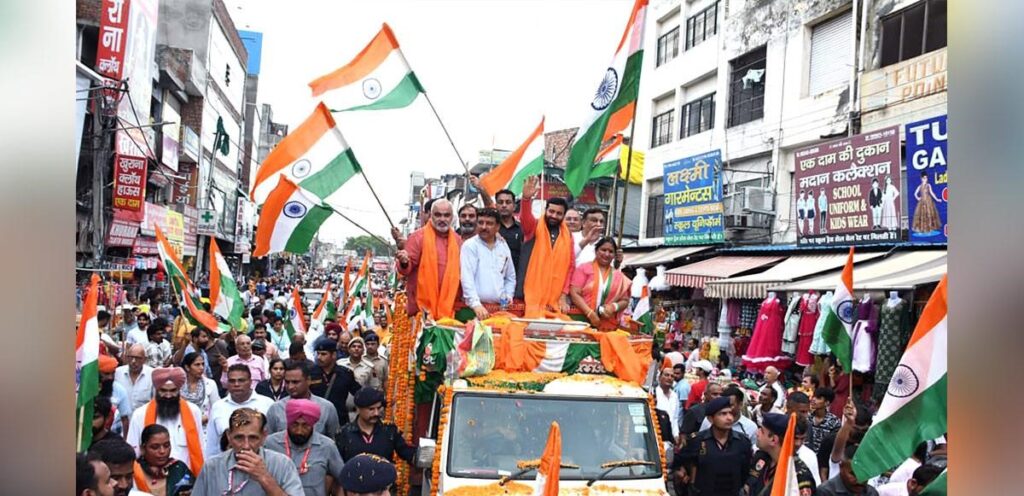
429,384,454,496
384,292,417,495
646,394,668,482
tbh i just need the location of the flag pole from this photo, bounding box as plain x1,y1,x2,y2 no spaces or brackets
607,169,620,237
358,172,397,230
422,92,474,178
616,103,641,248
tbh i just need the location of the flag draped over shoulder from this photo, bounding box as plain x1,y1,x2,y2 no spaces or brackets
75,274,101,452
285,287,307,340
534,421,562,496
821,247,856,371
253,177,334,258
479,117,545,197
209,237,244,329
563,0,648,195
309,23,424,112
853,275,948,481
770,414,800,496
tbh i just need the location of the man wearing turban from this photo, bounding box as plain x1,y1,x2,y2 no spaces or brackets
264,399,345,496
125,366,206,476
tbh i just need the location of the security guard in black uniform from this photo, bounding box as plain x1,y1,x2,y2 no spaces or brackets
336,387,417,464
673,396,752,496
746,412,817,496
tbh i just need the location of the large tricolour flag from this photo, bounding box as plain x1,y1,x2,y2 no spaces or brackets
533,421,562,496
209,237,245,329
309,23,424,112
253,176,334,258
770,414,800,496
479,117,545,197
156,226,225,332
75,273,101,452
821,247,856,371
563,0,647,196
250,102,362,205
853,275,947,481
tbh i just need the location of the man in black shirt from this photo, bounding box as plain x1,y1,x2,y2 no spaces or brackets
336,388,417,464
674,396,752,496
308,339,360,427
681,382,724,437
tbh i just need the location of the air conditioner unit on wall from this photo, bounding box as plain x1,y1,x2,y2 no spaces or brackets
743,186,775,214
722,192,744,217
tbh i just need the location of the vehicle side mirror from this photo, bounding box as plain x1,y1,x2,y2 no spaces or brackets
415,438,436,468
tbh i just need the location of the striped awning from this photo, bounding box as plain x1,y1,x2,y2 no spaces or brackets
704,253,884,299
665,256,785,288
622,246,713,268
769,251,947,291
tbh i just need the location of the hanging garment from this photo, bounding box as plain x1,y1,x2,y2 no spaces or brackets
781,295,802,356
742,297,791,372
809,292,834,356
851,299,880,373
795,292,820,367
739,300,760,329
726,299,741,327
872,299,912,404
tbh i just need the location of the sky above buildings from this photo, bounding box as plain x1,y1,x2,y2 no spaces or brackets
226,0,633,244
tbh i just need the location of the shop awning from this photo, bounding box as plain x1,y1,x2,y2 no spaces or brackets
704,253,885,299
770,251,947,291
666,256,786,288
622,246,713,267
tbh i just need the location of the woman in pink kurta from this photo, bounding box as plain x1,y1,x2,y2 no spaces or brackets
569,238,631,331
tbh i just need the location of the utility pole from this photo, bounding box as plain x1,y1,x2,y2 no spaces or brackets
91,88,110,263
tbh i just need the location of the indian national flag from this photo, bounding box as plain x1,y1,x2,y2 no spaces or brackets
250,102,362,205
341,252,371,329
209,237,245,329
253,177,334,258
534,421,562,496
853,275,947,481
309,23,424,112
311,282,334,325
563,0,647,196
769,414,800,496
821,247,856,371
156,226,226,332
479,117,545,197
285,287,308,340
76,274,101,452
631,285,654,335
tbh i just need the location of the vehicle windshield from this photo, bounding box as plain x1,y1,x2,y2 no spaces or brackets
446,392,661,480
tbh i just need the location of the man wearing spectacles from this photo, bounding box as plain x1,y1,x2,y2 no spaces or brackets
113,344,154,413
207,365,276,457
265,399,344,496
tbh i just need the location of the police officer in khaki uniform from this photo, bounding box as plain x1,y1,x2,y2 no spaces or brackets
674,396,752,495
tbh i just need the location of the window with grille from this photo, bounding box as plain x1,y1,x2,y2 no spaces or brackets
657,27,680,67
651,110,675,148
680,93,715,138
728,46,767,127
880,0,946,67
685,1,719,50
647,194,665,238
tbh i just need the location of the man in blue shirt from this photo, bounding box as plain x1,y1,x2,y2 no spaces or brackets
460,208,517,321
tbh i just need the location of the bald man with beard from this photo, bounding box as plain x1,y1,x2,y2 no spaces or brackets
395,199,464,318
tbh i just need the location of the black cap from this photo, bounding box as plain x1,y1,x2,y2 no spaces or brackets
363,331,379,343
705,396,732,417
338,453,396,492
762,413,790,438
251,339,266,351
354,387,386,408
314,338,339,352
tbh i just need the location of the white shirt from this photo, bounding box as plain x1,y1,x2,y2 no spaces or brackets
769,381,786,410
126,401,206,469
205,392,276,457
125,325,148,347
798,444,821,485
887,457,922,486
876,481,909,496
573,232,597,267
664,351,685,367
114,365,154,412
654,387,680,439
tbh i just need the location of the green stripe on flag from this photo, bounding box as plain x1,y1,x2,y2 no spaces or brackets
299,148,361,199
821,308,854,372
507,154,545,196
918,470,946,496
76,360,99,451
852,375,948,480
562,343,601,374
341,72,424,112
283,204,333,254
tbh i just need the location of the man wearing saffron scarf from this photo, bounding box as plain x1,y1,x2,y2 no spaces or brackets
395,199,463,318
125,367,206,476
515,195,576,315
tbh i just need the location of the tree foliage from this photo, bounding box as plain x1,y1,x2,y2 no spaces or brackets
343,235,392,256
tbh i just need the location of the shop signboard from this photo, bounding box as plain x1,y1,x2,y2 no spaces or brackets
197,209,217,236
663,149,724,245
94,0,129,115
116,0,158,125
112,154,147,221
165,209,185,257
182,205,199,257
106,213,139,247
132,237,158,256
234,197,254,254
905,115,948,243
181,126,200,162
793,125,902,245
161,99,181,172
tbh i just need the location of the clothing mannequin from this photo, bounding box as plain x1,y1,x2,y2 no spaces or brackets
767,291,777,301
888,291,901,306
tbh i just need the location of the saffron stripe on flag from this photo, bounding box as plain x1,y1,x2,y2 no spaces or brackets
310,23,401,95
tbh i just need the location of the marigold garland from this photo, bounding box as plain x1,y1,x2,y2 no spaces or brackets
385,292,416,495
429,384,454,496
646,394,668,482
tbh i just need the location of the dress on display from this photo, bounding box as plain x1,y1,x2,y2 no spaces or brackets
782,296,802,356
881,183,900,230
726,299,741,327
912,182,943,233
742,297,791,372
851,299,880,373
795,292,820,367
809,292,834,356
739,300,760,329
873,299,912,404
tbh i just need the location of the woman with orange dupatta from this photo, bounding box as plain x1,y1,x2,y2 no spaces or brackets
569,237,632,331
134,424,195,496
